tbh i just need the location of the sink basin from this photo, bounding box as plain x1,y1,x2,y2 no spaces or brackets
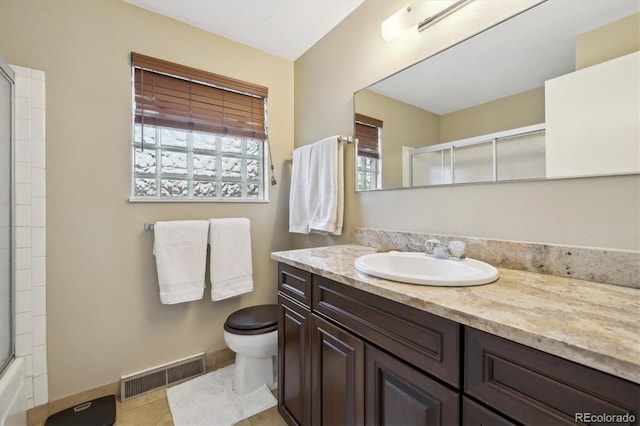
354,251,498,286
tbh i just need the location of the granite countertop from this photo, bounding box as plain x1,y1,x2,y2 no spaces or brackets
271,244,640,384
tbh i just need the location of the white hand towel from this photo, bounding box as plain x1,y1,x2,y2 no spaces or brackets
289,136,344,235
153,220,209,304
209,218,254,301
334,140,344,235
289,144,313,234
308,136,343,235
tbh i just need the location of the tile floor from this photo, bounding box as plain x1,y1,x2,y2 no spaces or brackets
114,386,286,426
35,360,287,426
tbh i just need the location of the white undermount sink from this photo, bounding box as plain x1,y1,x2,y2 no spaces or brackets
354,251,499,287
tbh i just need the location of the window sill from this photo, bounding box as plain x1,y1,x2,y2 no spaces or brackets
128,197,269,204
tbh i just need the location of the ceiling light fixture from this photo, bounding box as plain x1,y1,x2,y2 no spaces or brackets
381,0,472,41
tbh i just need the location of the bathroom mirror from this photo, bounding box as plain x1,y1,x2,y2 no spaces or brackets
354,0,639,191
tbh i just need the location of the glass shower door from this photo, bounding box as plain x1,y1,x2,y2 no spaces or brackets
0,59,14,375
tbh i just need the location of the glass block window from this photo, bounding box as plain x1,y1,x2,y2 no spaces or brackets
131,53,268,201
133,125,264,200
357,156,379,191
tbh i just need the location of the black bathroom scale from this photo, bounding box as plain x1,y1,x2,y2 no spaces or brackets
44,395,116,426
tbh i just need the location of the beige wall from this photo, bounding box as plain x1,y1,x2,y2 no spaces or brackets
355,89,439,188
0,0,293,400
440,87,545,142
294,0,640,251
576,12,640,70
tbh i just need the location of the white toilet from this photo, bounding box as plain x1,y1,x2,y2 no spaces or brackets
223,304,278,395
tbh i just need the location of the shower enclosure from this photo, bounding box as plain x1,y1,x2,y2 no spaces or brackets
0,57,14,377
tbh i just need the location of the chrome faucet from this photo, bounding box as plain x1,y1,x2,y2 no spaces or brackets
425,239,440,256
425,239,466,260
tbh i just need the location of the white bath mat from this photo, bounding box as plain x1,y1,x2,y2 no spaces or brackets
166,364,276,426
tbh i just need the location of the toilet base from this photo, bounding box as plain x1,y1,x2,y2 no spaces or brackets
223,309,278,396
233,353,277,395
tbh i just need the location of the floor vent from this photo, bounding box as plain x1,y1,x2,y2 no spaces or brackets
120,353,206,401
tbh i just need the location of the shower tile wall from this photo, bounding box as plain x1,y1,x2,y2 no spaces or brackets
12,64,47,409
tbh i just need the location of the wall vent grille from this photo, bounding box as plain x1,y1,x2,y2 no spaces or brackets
120,353,206,401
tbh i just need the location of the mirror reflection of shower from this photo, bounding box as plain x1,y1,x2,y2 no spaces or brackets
0,58,14,376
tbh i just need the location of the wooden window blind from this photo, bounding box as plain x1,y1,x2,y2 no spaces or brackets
355,113,383,159
132,53,268,140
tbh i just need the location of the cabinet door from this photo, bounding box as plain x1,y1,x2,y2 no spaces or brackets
278,295,311,426
311,314,365,426
366,344,460,426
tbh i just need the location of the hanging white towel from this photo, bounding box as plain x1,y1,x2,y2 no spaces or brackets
334,139,344,235
289,136,344,235
153,220,209,304
209,218,254,301
289,144,313,234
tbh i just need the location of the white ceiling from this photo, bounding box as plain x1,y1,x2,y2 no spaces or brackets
124,0,364,61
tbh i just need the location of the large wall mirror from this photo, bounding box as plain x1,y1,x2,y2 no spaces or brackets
354,0,639,191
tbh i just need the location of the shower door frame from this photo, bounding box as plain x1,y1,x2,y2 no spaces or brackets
0,57,15,377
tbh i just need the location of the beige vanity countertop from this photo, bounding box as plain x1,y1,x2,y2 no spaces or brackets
271,244,640,384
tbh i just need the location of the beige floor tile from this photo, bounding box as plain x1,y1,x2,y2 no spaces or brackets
37,366,283,426
119,388,169,410
117,394,174,426
113,379,284,426
246,405,287,426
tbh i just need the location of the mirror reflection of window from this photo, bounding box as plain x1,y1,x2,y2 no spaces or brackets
355,114,383,191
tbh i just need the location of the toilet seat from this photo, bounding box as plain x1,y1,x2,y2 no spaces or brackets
224,304,278,335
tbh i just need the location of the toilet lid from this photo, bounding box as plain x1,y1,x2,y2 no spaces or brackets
224,304,278,334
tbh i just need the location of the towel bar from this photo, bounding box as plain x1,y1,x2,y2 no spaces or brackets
337,135,356,144
290,135,356,156
144,223,154,231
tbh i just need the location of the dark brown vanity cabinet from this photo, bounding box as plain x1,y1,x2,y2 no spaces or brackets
465,328,640,426
278,264,462,426
278,263,366,426
277,264,312,426
277,263,640,426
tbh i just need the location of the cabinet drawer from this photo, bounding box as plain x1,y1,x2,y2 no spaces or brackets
313,275,460,387
465,328,640,425
278,263,312,308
